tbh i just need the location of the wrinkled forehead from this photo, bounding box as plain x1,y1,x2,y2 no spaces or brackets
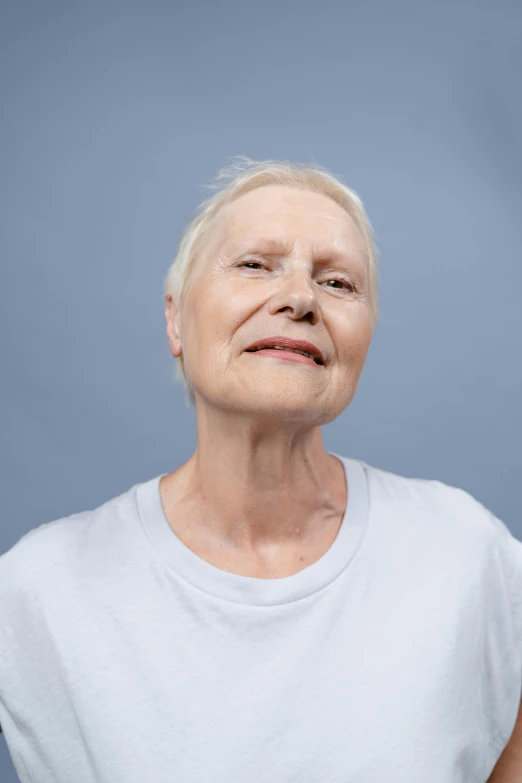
199,185,367,266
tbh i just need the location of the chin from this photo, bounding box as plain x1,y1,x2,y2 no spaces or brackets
238,391,334,421
195,378,340,418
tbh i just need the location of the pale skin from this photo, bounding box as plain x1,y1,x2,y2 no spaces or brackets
161,184,373,578
1,192,520,769
0,186,370,737
157,182,522,778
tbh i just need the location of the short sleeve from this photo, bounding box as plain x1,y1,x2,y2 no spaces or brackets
498,524,522,689
484,512,522,751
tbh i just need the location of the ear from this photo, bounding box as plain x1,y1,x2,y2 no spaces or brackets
165,293,183,359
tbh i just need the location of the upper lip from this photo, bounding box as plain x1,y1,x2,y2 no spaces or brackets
244,336,325,365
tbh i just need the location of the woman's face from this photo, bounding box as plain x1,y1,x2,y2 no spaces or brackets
166,184,373,424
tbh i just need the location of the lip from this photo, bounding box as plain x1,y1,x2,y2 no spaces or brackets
244,336,325,365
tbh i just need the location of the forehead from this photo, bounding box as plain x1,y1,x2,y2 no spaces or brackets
208,184,366,258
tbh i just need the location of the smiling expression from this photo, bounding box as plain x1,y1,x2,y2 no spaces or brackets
166,184,374,423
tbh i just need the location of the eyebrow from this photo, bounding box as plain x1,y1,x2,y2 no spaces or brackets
224,236,296,257
224,236,363,267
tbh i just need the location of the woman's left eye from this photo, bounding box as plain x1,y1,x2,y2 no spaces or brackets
323,279,355,292
239,261,265,269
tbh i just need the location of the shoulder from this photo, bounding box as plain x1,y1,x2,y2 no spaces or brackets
360,458,511,533
357,458,522,633
0,479,143,602
357,458,522,572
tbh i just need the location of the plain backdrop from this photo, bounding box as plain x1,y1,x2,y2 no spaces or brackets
1,0,521,779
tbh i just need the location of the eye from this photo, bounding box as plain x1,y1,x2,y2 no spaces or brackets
235,256,271,272
238,261,266,270
323,278,356,292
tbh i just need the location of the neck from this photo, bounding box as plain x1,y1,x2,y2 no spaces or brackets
161,404,347,556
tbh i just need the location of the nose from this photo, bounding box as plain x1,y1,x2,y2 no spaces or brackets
266,272,320,324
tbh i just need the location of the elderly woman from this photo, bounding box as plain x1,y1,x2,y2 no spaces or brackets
0,157,521,782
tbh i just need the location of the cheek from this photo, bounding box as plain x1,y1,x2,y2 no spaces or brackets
336,313,373,366
184,283,244,356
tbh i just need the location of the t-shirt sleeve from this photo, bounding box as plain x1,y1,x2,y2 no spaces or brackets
470,493,522,687
451,486,522,751
499,524,522,690
485,510,522,751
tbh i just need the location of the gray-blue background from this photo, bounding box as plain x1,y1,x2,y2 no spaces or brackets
1,1,521,779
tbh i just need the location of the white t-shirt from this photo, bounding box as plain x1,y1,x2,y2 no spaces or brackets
1,454,521,782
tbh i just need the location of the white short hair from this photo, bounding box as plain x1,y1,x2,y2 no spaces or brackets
164,156,380,407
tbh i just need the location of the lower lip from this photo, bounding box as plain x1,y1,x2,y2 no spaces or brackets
246,349,321,366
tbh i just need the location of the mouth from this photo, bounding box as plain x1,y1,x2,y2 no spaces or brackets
244,336,325,366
